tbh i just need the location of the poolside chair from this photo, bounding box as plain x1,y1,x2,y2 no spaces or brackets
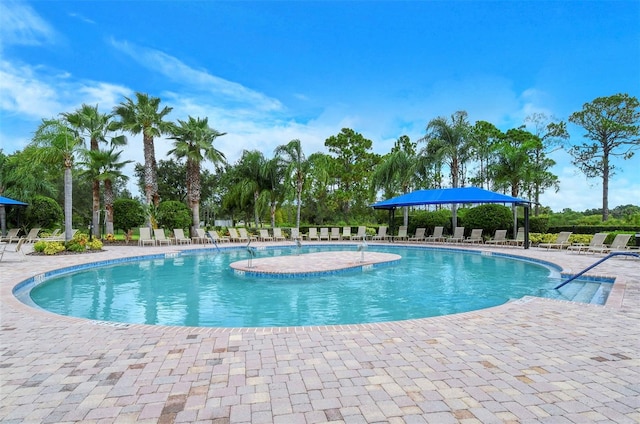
272,228,286,241
567,232,607,254
0,238,26,262
239,228,257,242
307,227,319,241
207,230,230,243
507,228,528,247
425,226,445,243
191,228,210,244
393,225,408,242
227,228,242,242
1,228,21,243
259,229,273,242
409,228,426,242
173,229,191,244
538,231,572,250
23,227,41,243
330,227,341,241
485,229,508,246
154,228,172,246
290,228,303,241
342,226,352,240
138,227,155,246
463,229,483,244
353,226,367,240
371,226,388,241
319,227,330,241
586,234,632,254
447,227,465,244
38,229,61,241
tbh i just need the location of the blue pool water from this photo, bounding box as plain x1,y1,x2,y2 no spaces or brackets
29,245,569,327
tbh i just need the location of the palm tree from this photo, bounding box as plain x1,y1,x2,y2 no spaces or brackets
420,111,472,227
28,119,83,241
63,104,125,237
82,148,133,235
113,93,173,212
231,150,269,227
261,156,286,228
168,116,226,235
372,136,419,226
274,139,307,229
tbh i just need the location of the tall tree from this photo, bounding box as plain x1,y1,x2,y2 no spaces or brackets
63,104,125,236
261,156,286,228
229,150,269,227
524,113,568,215
420,111,472,227
372,136,418,226
113,93,173,214
324,128,379,219
274,139,307,229
568,93,640,221
469,121,501,190
168,116,226,234
28,119,83,241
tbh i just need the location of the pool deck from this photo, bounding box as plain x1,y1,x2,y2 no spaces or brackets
1,241,638,423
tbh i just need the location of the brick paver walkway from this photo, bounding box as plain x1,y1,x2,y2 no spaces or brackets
1,242,638,423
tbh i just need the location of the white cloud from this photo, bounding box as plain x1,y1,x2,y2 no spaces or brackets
0,0,57,51
109,39,283,113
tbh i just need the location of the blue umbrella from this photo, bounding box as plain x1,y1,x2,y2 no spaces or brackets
0,195,28,206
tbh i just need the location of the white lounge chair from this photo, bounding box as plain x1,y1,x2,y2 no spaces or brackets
0,228,21,243
173,229,191,244
272,228,287,241
319,227,330,241
330,227,341,241
447,227,465,243
138,227,155,246
207,230,230,243
239,228,257,242
409,228,426,242
425,226,445,243
538,232,572,250
371,226,388,241
342,226,352,240
0,238,26,262
227,228,243,242
485,229,508,246
567,233,607,254
23,228,41,243
393,226,408,242
307,228,319,241
154,228,172,246
290,228,303,241
259,229,273,241
353,226,367,240
463,229,483,244
586,234,632,254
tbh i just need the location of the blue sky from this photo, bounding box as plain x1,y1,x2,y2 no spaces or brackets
1,0,639,212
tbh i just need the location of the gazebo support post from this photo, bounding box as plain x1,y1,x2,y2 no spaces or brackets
523,204,530,249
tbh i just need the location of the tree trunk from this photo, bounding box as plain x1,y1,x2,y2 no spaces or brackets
296,178,302,229
92,179,101,237
64,166,73,241
187,160,201,236
143,133,158,208
271,203,276,229
0,205,6,237
602,155,609,221
253,191,260,228
104,179,115,236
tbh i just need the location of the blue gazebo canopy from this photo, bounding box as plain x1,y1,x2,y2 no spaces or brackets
371,187,531,209
0,195,28,206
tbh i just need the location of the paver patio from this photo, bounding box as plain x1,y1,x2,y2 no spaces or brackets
1,241,638,423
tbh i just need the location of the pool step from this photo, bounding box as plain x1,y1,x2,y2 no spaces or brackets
559,281,611,305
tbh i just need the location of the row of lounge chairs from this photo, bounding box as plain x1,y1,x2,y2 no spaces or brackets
0,228,78,243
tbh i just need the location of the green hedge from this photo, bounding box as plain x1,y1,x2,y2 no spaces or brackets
548,225,640,234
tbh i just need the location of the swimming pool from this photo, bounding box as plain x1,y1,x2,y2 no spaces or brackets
24,245,575,328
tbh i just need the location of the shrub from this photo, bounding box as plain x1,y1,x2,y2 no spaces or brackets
33,241,47,253
43,242,65,255
113,199,146,233
87,239,103,250
464,204,513,237
66,233,88,252
25,195,63,229
157,201,191,230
